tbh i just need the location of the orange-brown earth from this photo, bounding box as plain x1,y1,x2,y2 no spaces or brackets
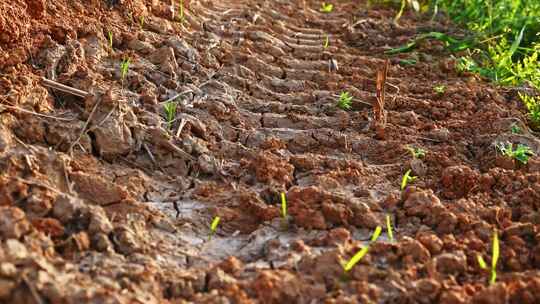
1,0,540,303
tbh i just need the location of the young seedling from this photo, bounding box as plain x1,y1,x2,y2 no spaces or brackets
401,169,417,190
208,216,220,240
323,35,329,49
476,229,499,285
519,93,540,129
407,146,426,159
337,91,353,110
178,0,185,23
280,192,288,228
386,214,394,242
342,226,382,272
398,59,417,66
510,123,522,134
139,16,145,29
108,30,113,49
120,57,131,81
433,85,446,94
163,100,178,130
320,2,333,13
496,142,535,165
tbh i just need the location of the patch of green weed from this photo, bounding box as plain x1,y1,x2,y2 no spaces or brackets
496,142,534,164
337,91,353,110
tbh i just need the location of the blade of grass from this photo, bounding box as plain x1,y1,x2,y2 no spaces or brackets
386,215,394,242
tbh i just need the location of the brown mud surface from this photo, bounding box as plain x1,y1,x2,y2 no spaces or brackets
1,0,540,303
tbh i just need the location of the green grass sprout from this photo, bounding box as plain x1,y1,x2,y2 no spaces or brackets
120,58,130,80
208,216,220,240
407,146,426,159
398,59,417,66
434,85,446,94
178,0,185,22
320,2,334,13
519,93,540,129
280,192,287,219
401,169,417,190
371,226,382,242
163,101,178,130
496,142,535,164
337,91,353,110
323,35,329,49
343,226,382,272
108,30,113,49
139,16,145,29
386,214,394,242
510,123,522,134
477,230,499,285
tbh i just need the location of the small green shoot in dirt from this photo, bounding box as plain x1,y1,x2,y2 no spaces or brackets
398,59,417,66
342,226,382,272
510,123,522,134
323,35,329,49
280,192,288,229
386,214,394,242
163,101,178,130
320,2,333,13
496,142,535,165
120,57,131,81
477,230,499,285
178,0,185,23
401,169,417,190
407,146,426,159
139,16,145,29
519,93,540,129
108,30,113,49
337,91,353,110
280,192,287,219
208,216,220,240
433,85,446,94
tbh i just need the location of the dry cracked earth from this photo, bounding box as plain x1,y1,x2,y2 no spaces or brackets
1,0,540,303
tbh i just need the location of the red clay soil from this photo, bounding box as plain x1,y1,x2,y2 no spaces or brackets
1,0,540,303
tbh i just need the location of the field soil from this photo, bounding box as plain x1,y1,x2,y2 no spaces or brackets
1,0,540,303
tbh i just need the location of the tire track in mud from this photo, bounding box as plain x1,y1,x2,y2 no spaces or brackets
2,0,540,302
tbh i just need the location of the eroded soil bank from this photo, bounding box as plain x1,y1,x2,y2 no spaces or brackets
1,0,540,303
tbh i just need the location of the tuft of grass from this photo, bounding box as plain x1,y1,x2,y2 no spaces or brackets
519,93,540,130
477,229,500,285
386,214,394,242
385,0,540,92
342,226,382,272
163,101,178,130
401,169,417,190
407,146,426,159
433,84,446,94
337,91,353,110
496,142,535,165
320,2,334,13
208,216,220,240
120,57,131,82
